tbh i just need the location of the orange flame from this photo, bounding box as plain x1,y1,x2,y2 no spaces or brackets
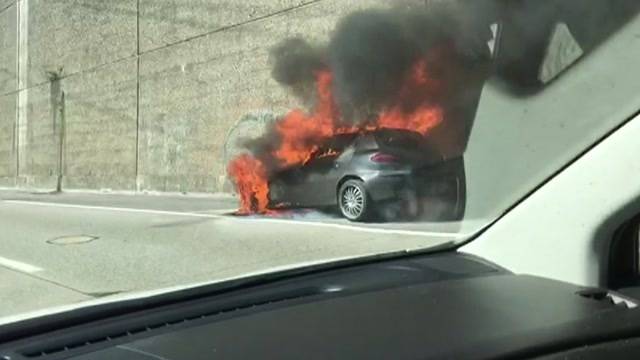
378,59,443,135
228,58,443,214
317,148,340,159
378,106,443,136
227,154,269,214
273,70,340,168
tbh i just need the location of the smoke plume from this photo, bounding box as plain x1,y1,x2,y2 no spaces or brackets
230,2,495,213
251,3,489,158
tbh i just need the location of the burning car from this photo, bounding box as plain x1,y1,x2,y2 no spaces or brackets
267,129,466,221
227,6,489,220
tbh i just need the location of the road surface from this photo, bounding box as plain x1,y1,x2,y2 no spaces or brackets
0,190,465,320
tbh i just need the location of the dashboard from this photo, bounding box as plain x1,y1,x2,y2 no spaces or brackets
2,253,640,359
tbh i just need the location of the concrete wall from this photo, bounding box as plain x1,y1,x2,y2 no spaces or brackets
0,0,390,193
1,0,139,191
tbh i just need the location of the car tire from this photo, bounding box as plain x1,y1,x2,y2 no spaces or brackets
338,180,372,222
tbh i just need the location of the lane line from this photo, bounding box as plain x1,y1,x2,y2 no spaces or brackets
198,208,238,214
2,200,221,218
0,256,43,273
239,216,466,238
2,200,465,238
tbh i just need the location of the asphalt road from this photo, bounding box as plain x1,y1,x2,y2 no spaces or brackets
0,190,463,320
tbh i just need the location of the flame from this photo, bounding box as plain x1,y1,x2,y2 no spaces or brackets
317,148,340,159
378,106,443,136
378,59,443,135
228,58,444,214
226,154,269,214
273,70,340,168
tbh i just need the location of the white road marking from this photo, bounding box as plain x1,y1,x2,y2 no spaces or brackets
239,217,466,238
2,200,220,218
2,200,465,239
0,256,43,273
200,208,238,214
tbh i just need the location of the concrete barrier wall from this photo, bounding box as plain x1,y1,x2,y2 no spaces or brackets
0,0,389,193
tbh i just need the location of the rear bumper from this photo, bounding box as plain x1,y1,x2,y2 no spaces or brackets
363,173,410,202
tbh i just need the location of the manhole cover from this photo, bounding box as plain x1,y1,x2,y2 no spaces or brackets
47,235,99,245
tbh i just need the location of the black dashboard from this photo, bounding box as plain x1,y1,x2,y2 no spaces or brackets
2,253,640,359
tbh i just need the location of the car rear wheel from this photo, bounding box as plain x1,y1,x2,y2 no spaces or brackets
338,180,372,221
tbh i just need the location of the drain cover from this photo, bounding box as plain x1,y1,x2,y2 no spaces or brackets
47,235,99,245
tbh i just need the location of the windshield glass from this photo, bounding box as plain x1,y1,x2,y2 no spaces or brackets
1,0,640,320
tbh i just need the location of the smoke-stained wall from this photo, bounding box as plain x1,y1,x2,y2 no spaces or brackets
0,0,396,193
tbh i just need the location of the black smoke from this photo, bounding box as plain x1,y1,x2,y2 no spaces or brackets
269,37,326,106
328,9,421,122
243,2,497,172
270,37,324,87
271,2,495,124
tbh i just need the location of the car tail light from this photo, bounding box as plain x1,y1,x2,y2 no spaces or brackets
370,152,399,164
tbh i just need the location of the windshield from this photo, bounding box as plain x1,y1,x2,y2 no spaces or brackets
1,0,640,320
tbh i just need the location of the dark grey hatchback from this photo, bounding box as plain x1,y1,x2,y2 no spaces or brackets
268,129,466,222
